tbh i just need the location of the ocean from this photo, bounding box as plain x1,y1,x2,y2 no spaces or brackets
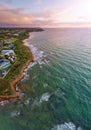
0,28,91,130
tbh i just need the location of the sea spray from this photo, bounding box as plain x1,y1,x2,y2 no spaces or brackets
52,122,82,130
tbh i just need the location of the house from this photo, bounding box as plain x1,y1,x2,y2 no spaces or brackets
4,39,11,44
8,55,16,62
13,33,19,37
2,50,15,57
9,44,15,50
0,69,6,77
0,59,11,69
2,50,16,62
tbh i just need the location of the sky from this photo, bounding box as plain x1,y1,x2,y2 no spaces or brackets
0,0,91,27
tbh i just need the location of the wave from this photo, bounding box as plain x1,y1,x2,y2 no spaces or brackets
52,122,82,130
28,44,49,66
22,36,49,81
11,111,21,117
0,100,9,106
25,33,50,67
39,92,51,103
31,92,52,108
24,98,31,105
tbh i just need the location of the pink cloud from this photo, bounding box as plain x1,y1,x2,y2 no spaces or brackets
0,6,60,27
0,5,90,28
0,5,35,26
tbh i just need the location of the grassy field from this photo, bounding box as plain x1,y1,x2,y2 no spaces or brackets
0,31,32,95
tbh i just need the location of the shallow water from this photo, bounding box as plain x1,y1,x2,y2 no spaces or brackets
0,28,91,130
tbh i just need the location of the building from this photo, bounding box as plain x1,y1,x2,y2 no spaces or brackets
2,50,15,57
2,50,16,62
4,39,11,44
9,44,15,50
0,69,7,78
0,59,11,69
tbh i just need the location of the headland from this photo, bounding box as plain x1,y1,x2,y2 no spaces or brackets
0,28,43,101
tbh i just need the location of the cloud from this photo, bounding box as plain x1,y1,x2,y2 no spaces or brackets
0,0,14,5
0,6,62,27
0,5,35,26
36,0,42,5
0,3,91,28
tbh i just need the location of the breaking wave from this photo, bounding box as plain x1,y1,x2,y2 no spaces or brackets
11,111,20,117
22,36,49,81
31,92,51,108
52,122,82,130
39,92,51,103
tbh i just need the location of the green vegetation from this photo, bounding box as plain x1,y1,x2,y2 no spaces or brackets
9,38,17,43
5,32,32,81
0,28,43,96
0,31,32,95
0,79,11,95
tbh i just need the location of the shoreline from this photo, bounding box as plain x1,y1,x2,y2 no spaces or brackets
0,34,34,101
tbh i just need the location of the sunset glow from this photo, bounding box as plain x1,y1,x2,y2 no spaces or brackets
0,0,91,27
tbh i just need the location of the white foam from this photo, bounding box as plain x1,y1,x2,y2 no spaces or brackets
43,83,48,88
15,84,19,92
22,36,49,81
62,78,66,82
52,122,82,130
39,92,51,103
29,62,37,68
44,59,50,64
40,65,43,68
19,92,25,100
11,111,20,117
24,98,30,105
31,92,51,108
25,38,49,68
50,52,54,55
0,100,9,106
78,127,82,130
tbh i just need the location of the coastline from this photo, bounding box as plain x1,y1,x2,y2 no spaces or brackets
0,34,34,101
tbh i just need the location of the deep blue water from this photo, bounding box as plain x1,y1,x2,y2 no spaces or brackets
0,28,91,130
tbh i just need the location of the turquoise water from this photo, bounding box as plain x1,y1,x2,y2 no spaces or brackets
0,28,91,130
